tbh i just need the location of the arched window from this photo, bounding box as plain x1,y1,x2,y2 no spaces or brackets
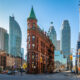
28,36,30,42
32,44,35,49
28,44,30,49
32,53,34,59
32,35,35,41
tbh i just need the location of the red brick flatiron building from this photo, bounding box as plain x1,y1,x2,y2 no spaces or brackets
27,7,55,74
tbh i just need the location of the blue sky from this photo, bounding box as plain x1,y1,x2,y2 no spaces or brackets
0,0,79,61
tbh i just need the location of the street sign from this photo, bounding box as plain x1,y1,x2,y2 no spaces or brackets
73,55,80,57
78,67,80,71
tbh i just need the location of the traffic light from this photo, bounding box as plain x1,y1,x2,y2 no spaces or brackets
70,55,73,61
22,63,27,69
40,57,42,63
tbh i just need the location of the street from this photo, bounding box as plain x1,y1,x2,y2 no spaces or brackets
0,71,80,80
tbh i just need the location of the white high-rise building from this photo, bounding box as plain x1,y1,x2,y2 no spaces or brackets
48,22,57,49
0,27,9,52
56,40,60,51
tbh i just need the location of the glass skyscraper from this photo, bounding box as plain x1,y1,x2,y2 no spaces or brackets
9,16,22,57
54,51,67,64
21,48,24,59
48,23,57,49
48,23,67,68
60,20,71,57
4,32,9,53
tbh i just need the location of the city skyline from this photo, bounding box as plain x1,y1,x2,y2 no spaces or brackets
0,0,79,57
0,0,80,79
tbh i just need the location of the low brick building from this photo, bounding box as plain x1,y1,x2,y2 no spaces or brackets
0,50,6,69
0,50,24,70
6,56,23,69
27,7,55,73
15,57,22,68
6,55,15,68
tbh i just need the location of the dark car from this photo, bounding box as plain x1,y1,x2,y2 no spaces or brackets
20,69,25,72
7,71,15,75
71,70,75,73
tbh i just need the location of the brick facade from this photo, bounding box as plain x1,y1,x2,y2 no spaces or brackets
0,50,24,69
0,51,6,69
6,55,15,68
27,7,55,74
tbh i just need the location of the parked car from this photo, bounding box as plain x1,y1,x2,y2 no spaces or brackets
13,70,18,73
7,71,15,75
71,70,75,73
1,70,8,74
20,69,25,72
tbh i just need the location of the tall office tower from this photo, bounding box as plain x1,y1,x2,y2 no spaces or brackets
48,22,57,49
0,27,9,53
60,20,71,57
9,16,22,57
21,48,24,59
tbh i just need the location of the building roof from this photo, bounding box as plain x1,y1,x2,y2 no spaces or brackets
61,20,70,30
48,26,56,35
78,32,80,41
28,6,37,20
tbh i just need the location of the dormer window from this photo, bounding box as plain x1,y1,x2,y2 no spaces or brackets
32,26,35,29
33,23,35,26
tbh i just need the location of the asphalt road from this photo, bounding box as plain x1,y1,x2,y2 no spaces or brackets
0,71,80,80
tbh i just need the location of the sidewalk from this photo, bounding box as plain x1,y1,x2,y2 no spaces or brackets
64,70,80,78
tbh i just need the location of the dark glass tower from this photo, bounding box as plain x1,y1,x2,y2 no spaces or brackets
60,20,71,57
